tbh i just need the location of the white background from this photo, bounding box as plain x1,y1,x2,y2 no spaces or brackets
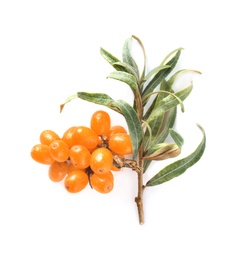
0,0,232,259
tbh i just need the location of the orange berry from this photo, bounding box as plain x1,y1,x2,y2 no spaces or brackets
31,144,55,164
49,140,69,162
72,126,99,150
90,110,111,136
68,163,79,173
69,145,91,169
90,171,114,194
90,147,113,174
62,126,78,148
109,133,132,155
40,130,60,146
48,161,69,182
107,125,127,139
64,170,88,193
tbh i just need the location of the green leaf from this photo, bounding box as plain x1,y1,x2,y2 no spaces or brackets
122,37,139,77
77,92,114,107
100,47,126,72
143,107,177,172
60,92,115,113
111,100,143,159
153,107,177,145
112,61,139,80
143,80,172,147
100,47,120,65
142,48,182,98
160,47,184,65
169,129,184,149
132,35,146,80
143,79,171,120
146,83,192,124
143,115,164,150
146,124,206,186
167,69,201,88
107,71,139,92
143,65,171,82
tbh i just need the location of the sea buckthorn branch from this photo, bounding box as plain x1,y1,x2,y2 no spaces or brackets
31,35,206,225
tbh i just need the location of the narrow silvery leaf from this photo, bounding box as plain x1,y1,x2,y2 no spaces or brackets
143,107,177,172
142,49,182,98
60,93,79,112
143,80,171,147
132,35,146,79
167,69,201,88
146,83,192,124
143,115,164,150
146,124,206,186
160,47,184,65
100,47,120,65
122,37,139,77
77,92,114,107
60,92,114,113
112,100,143,159
100,47,126,72
108,71,139,92
143,65,171,82
152,107,177,145
169,129,184,149
113,61,139,80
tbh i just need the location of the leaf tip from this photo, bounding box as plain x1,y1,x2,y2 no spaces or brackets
60,104,65,113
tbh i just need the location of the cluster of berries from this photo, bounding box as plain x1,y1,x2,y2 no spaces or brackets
30,110,132,194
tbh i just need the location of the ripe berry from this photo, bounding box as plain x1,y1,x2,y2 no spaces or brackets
90,110,111,136
40,130,60,146
90,147,113,174
64,170,88,193
31,144,55,165
49,140,69,162
109,133,132,155
107,125,127,139
72,126,99,150
90,171,114,194
48,161,69,182
62,126,78,148
69,145,91,169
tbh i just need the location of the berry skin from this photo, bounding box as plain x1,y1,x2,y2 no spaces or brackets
69,145,91,169
48,161,69,182
64,170,88,193
31,144,55,165
40,130,60,146
90,110,111,136
90,147,113,174
62,126,78,148
90,171,114,194
72,126,99,150
109,133,132,155
107,125,127,139
49,140,69,162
